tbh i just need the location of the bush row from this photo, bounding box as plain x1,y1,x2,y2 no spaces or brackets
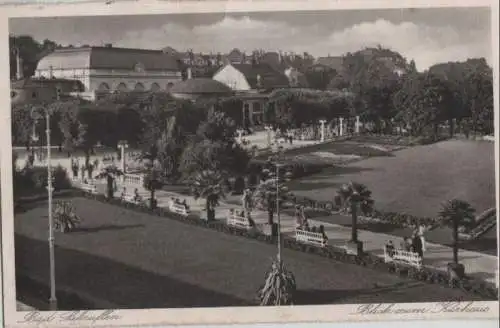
14,165,72,193
74,190,498,300
247,160,326,181
288,194,440,229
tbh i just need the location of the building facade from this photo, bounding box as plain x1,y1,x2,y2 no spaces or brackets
35,46,183,95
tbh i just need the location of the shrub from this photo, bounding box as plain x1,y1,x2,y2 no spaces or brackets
20,165,71,191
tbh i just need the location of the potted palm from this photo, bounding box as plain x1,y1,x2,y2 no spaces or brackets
189,169,227,221
438,199,475,280
94,165,123,199
337,182,374,256
53,200,81,233
258,259,296,305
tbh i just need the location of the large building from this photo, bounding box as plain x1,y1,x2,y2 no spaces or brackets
34,45,184,96
213,63,290,128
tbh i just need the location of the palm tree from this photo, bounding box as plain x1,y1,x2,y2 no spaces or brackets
439,199,475,265
94,165,123,199
143,164,163,209
53,200,81,233
189,169,227,221
337,182,374,254
258,259,296,306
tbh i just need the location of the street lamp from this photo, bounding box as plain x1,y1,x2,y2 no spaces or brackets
319,119,327,142
265,148,292,264
31,105,57,310
117,140,129,174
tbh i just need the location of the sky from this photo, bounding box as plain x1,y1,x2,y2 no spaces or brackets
9,7,493,70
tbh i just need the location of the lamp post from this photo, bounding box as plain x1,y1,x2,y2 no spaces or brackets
319,119,326,142
31,105,57,310
264,125,273,149
118,140,129,175
266,147,291,264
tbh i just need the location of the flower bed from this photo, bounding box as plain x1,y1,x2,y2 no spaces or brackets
72,190,498,300
289,194,440,230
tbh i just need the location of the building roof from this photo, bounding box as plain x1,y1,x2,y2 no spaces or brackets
231,63,290,90
36,46,182,72
315,56,344,71
11,77,85,90
170,78,233,95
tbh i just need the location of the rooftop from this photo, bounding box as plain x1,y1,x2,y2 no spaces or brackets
170,78,233,95
36,46,182,72
231,63,290,89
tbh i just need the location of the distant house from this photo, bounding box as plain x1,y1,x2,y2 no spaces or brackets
284,67,308,88
10,77,86,106
315,56,344,72
213,63,289,92
170,77,233,101
213,63,290,128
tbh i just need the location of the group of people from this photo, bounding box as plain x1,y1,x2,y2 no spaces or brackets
168,197,190,211
385,224,427,259
120,187,142,203
70,157,99,180
228,208,256,227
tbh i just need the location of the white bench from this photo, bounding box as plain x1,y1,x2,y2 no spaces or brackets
295,229,327,247
384,247,422,269
227,214,252,229
80,183,98,195
121,192,142,205
169,203,189,217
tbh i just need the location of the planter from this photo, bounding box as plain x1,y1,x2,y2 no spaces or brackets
447,262,465,281
345,240,363,256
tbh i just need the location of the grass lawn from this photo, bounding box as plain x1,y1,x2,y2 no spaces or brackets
15,197,484,309
288,139,495,218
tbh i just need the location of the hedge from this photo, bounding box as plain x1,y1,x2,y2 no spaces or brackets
65,190,498,300
289,193,441,229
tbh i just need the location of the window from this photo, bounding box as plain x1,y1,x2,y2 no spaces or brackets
98,82,110,92
134,83,145,91
32,91,38,99
116,83,128,92
150,83,160,92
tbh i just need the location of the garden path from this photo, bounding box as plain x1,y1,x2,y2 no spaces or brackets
149,187,500,286
73,179,498,286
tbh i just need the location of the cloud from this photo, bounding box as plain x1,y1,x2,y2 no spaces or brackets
115,16,491,70
322,19,491,70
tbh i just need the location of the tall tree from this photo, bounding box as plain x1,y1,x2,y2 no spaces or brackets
439,199,476,264
9,35,58,79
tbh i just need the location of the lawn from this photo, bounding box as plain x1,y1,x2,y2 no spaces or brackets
15,197,484,309
288,139,496,218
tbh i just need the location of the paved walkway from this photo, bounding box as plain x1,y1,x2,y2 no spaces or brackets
74,178,498,286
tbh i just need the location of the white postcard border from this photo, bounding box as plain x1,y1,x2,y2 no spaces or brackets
1,1,499,327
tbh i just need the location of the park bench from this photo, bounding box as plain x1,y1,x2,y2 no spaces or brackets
227,214,252,229
80,183,98,195
169,203,189,217
384,246,422,269
295,229,327,247
121,192,142,205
